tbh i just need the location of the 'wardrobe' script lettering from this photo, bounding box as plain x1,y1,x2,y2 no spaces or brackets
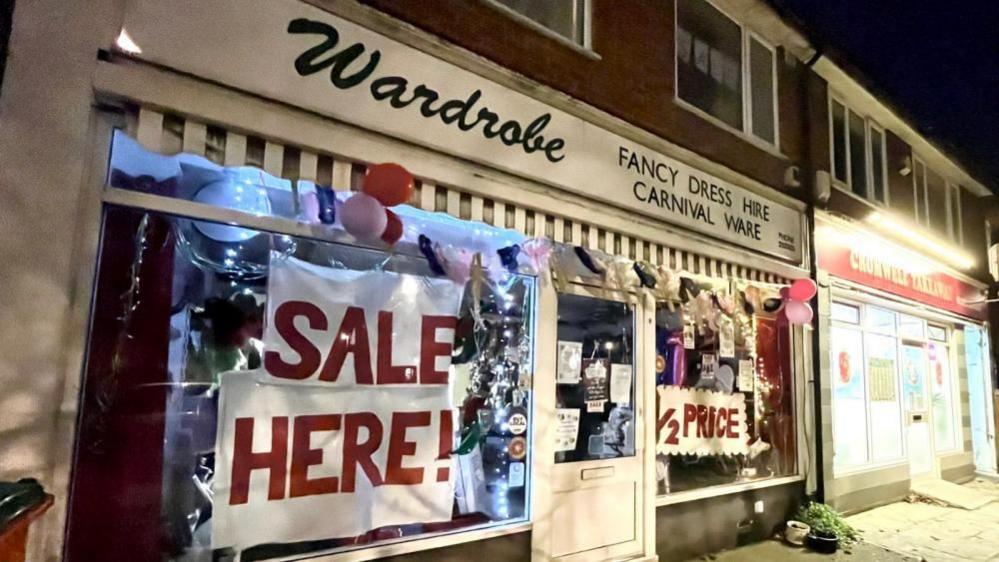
288,19,567,163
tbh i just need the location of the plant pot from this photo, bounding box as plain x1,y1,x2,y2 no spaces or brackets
785,520,810,546
806,531,839,554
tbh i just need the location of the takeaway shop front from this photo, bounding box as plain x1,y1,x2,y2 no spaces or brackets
60,1,813,561
816,214,995,513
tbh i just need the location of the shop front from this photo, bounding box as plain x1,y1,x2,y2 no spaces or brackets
816,214,995,513
59,1,814,560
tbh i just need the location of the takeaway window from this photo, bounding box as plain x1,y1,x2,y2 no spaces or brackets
66,133,537,560
654,285,797,496
830,301,905,472
829,95,887,205
675,0,779,147
489,0,590,48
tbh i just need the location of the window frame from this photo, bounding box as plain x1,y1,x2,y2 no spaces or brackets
828,92,888,206
673,0,781,151
483,0,595,56
946,182,963,244
912,156,930,226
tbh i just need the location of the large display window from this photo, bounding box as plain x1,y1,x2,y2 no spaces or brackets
830,298,961,474
66,135,537,561
654,283,797,496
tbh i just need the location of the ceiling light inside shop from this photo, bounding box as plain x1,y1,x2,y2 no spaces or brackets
866,212,975,271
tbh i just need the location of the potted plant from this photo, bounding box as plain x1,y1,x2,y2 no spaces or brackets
792,502,859,554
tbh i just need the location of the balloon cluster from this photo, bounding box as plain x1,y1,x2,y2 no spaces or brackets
781,278,816,325
340,163,414,245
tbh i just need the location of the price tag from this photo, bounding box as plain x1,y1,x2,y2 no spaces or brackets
738,359,755,391
683,321,696,349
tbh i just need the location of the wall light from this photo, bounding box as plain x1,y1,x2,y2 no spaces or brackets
866,212,975,270
115,28,142,54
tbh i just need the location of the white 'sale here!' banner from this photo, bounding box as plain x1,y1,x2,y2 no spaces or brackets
212,257,464,551
656,386,748,456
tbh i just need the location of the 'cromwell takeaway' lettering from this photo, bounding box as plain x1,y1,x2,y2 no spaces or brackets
288,18,566,163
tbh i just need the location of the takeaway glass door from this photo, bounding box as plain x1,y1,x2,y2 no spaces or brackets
549,287,645,560
902,344,935,478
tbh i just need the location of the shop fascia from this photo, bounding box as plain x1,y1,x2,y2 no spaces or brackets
119,0,804,264
815,215,986,321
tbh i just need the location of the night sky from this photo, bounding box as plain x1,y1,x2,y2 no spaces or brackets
772,1,999,193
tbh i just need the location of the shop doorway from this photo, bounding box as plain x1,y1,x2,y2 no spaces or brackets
965,325,997,475
543,285,650,561
901,344,936,479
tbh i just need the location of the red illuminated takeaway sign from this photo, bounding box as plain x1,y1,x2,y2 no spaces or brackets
817,227,985,320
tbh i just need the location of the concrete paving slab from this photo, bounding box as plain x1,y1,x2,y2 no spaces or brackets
911,479,995,509
701,538,915,561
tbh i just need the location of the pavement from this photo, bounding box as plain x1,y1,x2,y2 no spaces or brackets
697,478,999,561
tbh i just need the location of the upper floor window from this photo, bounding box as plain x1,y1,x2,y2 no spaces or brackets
490,0,590,48
946,182,963,244
913,157,929,225
675,0,778,147
829,96,887,205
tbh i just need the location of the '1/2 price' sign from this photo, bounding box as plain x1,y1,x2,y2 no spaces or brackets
656,386,748,456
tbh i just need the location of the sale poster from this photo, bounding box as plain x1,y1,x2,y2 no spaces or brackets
212,257,463,551
656,386,748,456
582,358,609,412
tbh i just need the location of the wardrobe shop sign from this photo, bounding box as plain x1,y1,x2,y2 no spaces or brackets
119,0,803,262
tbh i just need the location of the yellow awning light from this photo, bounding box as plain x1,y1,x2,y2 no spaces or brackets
866,212,975,271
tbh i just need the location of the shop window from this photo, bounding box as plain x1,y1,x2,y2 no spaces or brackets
654,287,796,495
929,341,957,451
864,332,904,461
676,0,779,147
67,134,537,560
555,294,635,463
829,95,887,205
489,0,589,48
831,325,869,469
928,324,948,342
865,306,896,336
830,301,860,324
899,314,925,340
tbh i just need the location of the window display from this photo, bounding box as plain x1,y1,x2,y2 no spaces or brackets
555,293,635,463
655,284,796,495
69,138,538,559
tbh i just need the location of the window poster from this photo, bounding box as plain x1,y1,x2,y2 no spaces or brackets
831,327,864,400
557,341,583,384
582,358,609,412
554,408,581,452
213,257,463,551
610,364,632,405
867,357,896,402
901,345,927,411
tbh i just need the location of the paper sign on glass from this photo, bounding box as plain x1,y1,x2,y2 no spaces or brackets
610,364,632,405
555,408,580,452
737,359,755,392
557,341,583,384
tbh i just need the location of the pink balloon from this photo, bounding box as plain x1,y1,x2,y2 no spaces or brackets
784,300,813,325
340,193,387,240
789,278,817,301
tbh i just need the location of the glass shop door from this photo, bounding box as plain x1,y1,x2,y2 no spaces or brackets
544,284,650,561
901,344,936,479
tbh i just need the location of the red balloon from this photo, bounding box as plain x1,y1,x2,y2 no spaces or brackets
381,209,403,245
789,278,817,301
362,163,415,207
